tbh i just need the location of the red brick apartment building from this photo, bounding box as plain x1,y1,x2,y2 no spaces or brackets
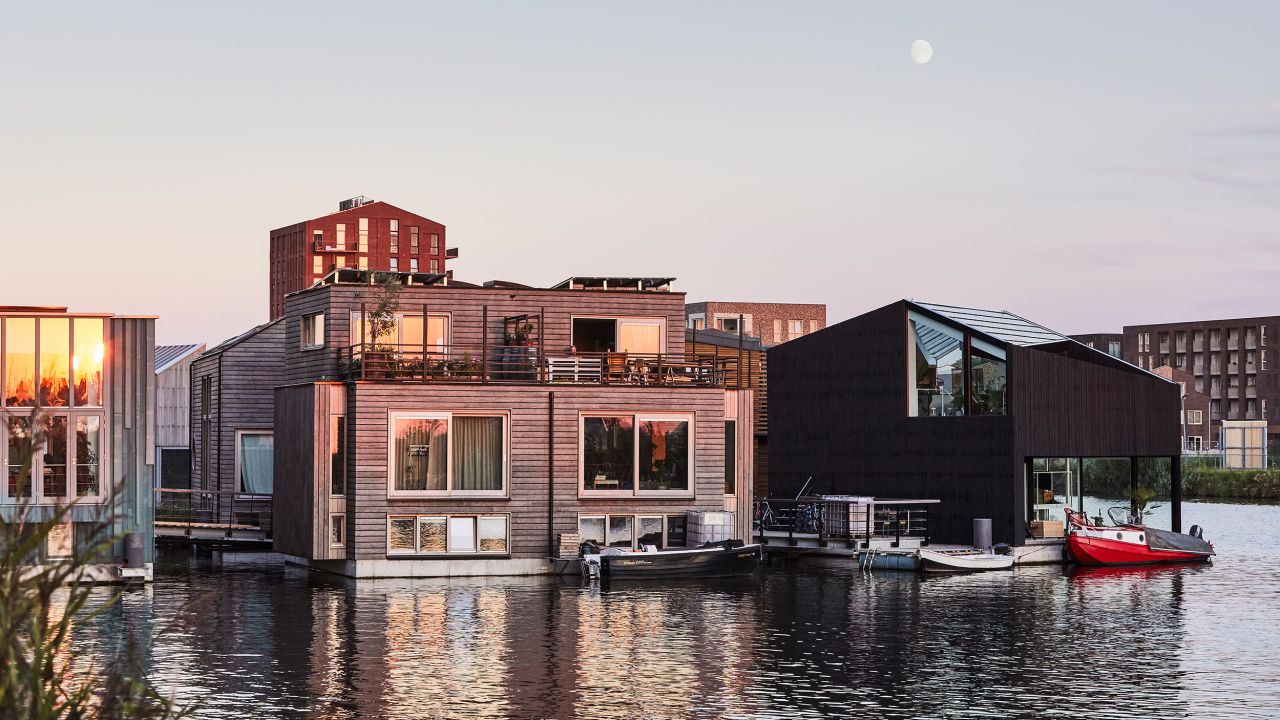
685,302,826,346
268,197,456,319
1077,316,1280,448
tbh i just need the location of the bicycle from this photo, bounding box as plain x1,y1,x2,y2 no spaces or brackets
792,502,826,534
753,500,778,532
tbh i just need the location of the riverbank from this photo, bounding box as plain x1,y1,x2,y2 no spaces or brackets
1185,468,1280,500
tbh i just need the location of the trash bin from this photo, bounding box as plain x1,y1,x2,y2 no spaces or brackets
124,532,145,568
973,519,992,550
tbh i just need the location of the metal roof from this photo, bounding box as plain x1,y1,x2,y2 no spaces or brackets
154,344,204,373
912,301,1069,347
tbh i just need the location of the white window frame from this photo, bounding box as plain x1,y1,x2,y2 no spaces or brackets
1187,409,1203,425
301,312,325,350
579,412,695,499
234,429,274,496
386,411,510,499
385,513,510,556
330,514,345,547
2,411,106,505
577,513,686,549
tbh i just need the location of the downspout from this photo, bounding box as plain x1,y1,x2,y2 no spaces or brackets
547,391,556,556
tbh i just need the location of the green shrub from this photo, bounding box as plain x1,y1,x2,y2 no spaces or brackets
1182,467,1280,499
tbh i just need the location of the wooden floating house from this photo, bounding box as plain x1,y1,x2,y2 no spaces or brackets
767,300,1183,547
204,271,753,577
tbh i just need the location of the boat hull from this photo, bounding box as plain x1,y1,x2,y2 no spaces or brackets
601,544,762,580
918,549,1014,573
1067,534,1212,566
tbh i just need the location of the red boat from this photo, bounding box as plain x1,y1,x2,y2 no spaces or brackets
1064,507,1215,566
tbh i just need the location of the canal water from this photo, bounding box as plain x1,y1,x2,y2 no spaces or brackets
72,500,1279,719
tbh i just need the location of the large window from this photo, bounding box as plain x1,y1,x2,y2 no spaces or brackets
4,317,104,409
571,317,665,354
908,311,1007,417
350,312,448,351
724,420,736,495
387,514,509,555
330,415,346,496
237,431,274,494
3,412,102,503
578,514,687,549
389,412,507,496
5,318,35,407
582,414,692,495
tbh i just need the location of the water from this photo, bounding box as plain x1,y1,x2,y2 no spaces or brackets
70,500,1280,719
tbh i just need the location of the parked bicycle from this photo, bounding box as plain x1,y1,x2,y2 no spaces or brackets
753,500,778,532
793,502,825,534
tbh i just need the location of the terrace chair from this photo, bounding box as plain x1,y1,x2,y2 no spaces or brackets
605,352,629,383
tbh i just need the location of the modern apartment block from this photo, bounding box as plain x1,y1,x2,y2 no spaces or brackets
1089,316,1280,448
0,306,156,580
268,197,456,320
685,301,826,346
1071,333,1123,358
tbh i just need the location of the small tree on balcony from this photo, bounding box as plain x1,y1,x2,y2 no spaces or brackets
357,271,402,354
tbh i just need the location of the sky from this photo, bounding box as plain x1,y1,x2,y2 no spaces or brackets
2,2,1279,346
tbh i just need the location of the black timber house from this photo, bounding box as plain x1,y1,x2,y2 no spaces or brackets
767,300,1184,546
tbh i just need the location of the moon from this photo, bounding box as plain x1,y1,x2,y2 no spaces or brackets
911,40,933,65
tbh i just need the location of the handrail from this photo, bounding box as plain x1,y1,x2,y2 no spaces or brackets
753,497,932,545
154,488,273,537
341,343,730,386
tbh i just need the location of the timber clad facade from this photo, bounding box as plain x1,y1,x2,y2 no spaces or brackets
769,300,1183,546
264,275,752,577
190,320,285,524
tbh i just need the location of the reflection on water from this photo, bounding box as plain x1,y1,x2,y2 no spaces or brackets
69,501,1280,719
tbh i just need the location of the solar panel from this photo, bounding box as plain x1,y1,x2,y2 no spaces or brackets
913,302,1069,347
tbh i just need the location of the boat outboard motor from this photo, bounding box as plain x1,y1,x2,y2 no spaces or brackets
579,539,600,557
992,543,1013,556
1188,525,1204,540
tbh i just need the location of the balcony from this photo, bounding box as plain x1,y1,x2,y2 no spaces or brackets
341,343,729,387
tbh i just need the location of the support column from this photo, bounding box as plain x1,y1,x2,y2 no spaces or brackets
1170,454,1182,533
1129,457,1139,515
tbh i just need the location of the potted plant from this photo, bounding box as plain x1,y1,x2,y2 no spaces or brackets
505,322,535,346
356,272,402,379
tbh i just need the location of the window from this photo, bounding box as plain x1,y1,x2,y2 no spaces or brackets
74,416,100,498
687,317,705,330
386,514,509,555
909,313,965,416
578,514,685,549
389,412,506,496
582,414,692,495
236,431,273,494
1186,410,1203,425
330,515,344,546
42,417,68,499
337,223,347,250
1264,351,1269,371
301,312,325,349
313,230,324,248
389,257,398,272
571,317,665,354
358,218,369,253
410,226,419,253
330,416,346,496
430,259,439,273
389,219,399,253
313,256,323,277
358,255,368,270
350,312,448,350
5,318,35,407
717,317,740,335
724,420,736,495
789,320,805,338
969,340,1007,415
431,233,439,252
1186,436,1202,451
1108,340,1121,357
6,417,32,498
39,318,70,407
410,258,418,273
46,522,73,558
73,318,104,407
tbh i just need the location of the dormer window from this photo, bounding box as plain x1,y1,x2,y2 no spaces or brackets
908,310,1007,417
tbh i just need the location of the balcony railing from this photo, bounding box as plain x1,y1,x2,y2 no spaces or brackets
154,489,273,537
342,343,729,387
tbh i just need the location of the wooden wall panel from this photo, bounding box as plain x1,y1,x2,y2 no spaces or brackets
272,383,317,558
345,384,727,560
155,351,200,448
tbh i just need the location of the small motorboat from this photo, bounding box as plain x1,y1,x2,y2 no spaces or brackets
582,540,762,580
918,547,1014,573
1064,507,1214,566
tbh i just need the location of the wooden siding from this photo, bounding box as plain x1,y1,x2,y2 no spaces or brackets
768,300,1184,545
724,389,754,541
344,383,727,561
190,320,286,504
156,349,200,448
281,283,689,385
107,318,157,561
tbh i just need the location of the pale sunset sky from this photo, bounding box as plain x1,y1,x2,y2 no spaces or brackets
2,2,1278,346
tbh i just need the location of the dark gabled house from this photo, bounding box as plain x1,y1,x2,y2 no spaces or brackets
767,300,1183,546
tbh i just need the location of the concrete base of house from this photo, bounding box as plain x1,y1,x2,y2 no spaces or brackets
1012,538,1066,565
281,554,553,579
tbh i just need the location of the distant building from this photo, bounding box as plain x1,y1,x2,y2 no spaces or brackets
0,306,156,580
769,300,1184,546
268,197,457,320
1081,315,1280,450
1071,333,1123,358
685,301,825,346
1150,365,1211,452
154,343,204,489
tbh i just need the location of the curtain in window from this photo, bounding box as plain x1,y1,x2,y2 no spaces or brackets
395,419,447,491
240,433,274,494
617,322,662,354
454,417,503,491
